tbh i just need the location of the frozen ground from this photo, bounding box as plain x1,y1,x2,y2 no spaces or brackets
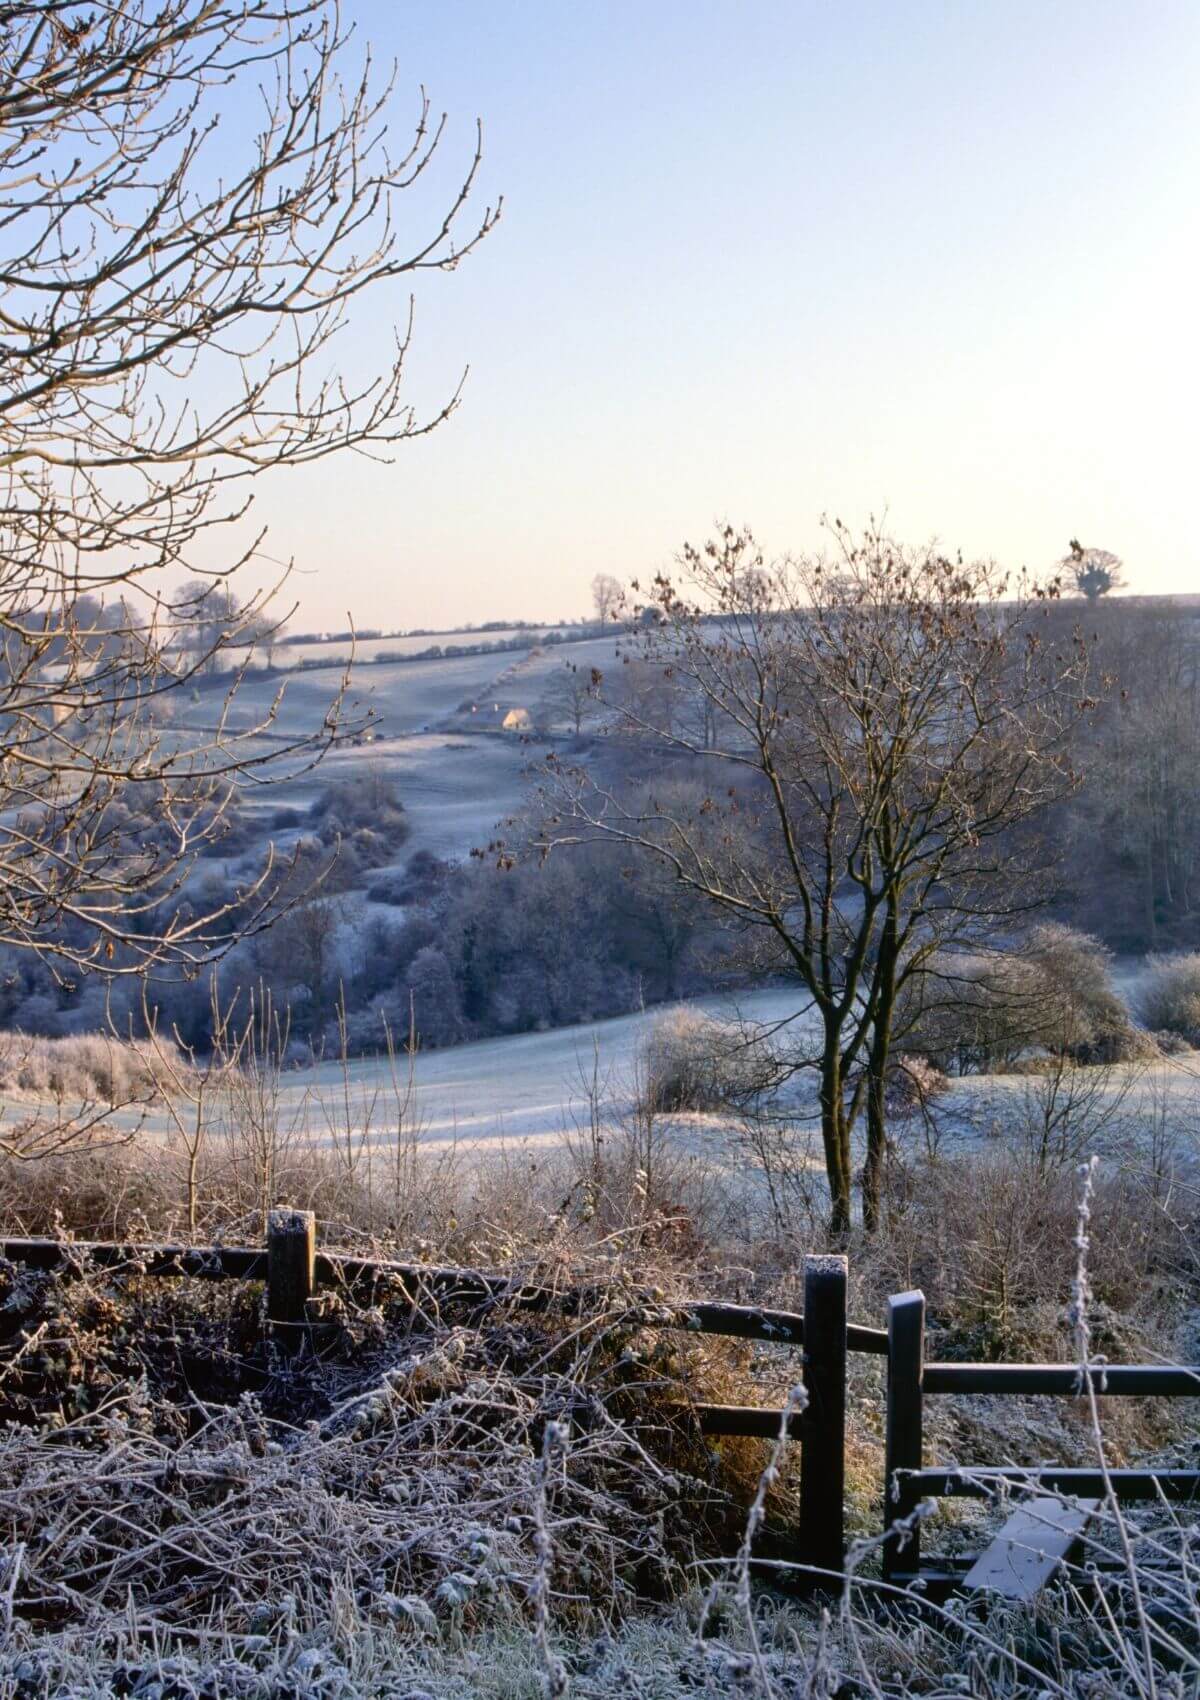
365,1003,1200,1170
0,988,810,1155
167,634,628,865
255,732,540,865
176,649,518,741
24,639,1193,1194
7,984,1198,1194
220,626,576,670
295,986,814,1154
180,633,625,743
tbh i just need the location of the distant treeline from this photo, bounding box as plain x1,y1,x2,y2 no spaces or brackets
285,618,595,647
289,625,609,670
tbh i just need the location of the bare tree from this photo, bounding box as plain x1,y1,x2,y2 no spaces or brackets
249,891,345,1045
1069,603,1200,949
1064,540,1125,601
170,579,243,675
610,656,681,738
253,617,291,672
0,2,497,1028
591,572,621,624
548,523,1095,1232
538,660,597,735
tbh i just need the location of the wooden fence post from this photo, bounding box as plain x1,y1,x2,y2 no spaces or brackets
883,1288,925,1582
799,1252,847,1582
267,1207,315,1352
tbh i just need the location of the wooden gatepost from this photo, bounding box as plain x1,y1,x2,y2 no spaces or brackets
882,1288,925,1582
798,1253,848,1582
266,1207,316,1353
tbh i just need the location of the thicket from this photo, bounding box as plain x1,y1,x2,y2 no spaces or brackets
0,1031,186,1105
1136,951,1200,1041
899,926,1151,1075
339,843,717,1054
0,1109,1197,1697
638,1009,766,1114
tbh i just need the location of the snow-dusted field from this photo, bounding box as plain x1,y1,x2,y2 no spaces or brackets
221,627,577,670
251,732,540,865
8,984,1197,1189
28,636,1194,1193
295,986,814,1153
177,649,518,740
169,632,629,864
361,1004,1200,1170
0,989,814,1164
182,633,625,742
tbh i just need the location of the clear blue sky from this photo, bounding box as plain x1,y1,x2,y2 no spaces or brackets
241,1,1200,629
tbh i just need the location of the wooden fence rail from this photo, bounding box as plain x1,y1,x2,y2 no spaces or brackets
882,1287,1200,1591
0,1231,887,1350
4,1223,1198,1593
0,1222,877,1578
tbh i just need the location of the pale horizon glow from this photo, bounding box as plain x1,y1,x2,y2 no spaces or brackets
226,1,1200,630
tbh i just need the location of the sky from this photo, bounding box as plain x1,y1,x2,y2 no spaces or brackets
229,1,1200,630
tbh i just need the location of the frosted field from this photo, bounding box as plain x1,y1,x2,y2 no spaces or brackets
220,627,574,670
6,984,1198,1194
166,633,629,864
250,733,540,865
21,638,1197,1194
0,989,811,1157
180,632,627,740
171,647,556,864
285,987,815,1156
175,648,518,740
374,1006,1200,1168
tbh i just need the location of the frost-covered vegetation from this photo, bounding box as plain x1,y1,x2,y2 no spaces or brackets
2,1104,1198,1698
2,0,1199,1687
1137,952,1200,1043
0,1031,187,1106
5,522,1200,1694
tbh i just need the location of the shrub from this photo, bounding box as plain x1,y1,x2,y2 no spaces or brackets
400,847,450,894
899,955,1048,1073
1151,1027,1194,1056
901,929,1144,1073
1023,923,1150,1061
883,1053,947,1118
872,1147,1182,1362
308,775,409,853
364,869,409,905
1136,952,1200,1040
0,1144,178,1237
0,1032,188,1104
366,849,450,906
639,1009,766,1114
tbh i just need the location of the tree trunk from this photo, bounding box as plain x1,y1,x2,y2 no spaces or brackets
819,1039,853,1234
863,1061,887,1234
862,898,900,1235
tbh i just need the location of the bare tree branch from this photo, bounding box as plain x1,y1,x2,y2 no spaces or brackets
0,1,497,994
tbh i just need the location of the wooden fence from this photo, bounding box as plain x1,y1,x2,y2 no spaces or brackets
3,1215,1198,1592
882,1288,1200,1588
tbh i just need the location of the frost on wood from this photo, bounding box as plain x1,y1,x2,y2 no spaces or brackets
268,1208,316,1239
803,1254,848,1280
